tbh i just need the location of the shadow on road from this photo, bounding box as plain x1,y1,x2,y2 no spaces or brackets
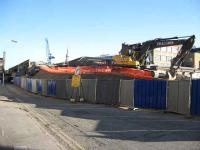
1,84,200,143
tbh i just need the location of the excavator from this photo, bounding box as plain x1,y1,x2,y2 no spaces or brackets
113,35,195,78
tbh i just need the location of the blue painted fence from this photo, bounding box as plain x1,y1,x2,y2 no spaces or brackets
47,80,56,96
36,79,42,94
134,79,167,109
26,78,32,92
191,80,200,116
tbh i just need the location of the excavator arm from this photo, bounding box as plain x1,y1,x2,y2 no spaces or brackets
120,35,195,68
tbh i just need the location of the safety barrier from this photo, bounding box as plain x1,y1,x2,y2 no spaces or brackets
191,80,200,116
14,77,21,87
47,80,56,96
31,79,37,93
96,79,120,105
13,77,200,116
66,79,72,100
36,79,42,94
81,79,97,103
56,80,67,99
119,80,134,108
20,77,27,89
167,80,191,115
134,79,167,109
26,78,32,92
41,79,48,96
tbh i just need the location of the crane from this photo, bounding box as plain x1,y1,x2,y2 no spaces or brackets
45,38,55,65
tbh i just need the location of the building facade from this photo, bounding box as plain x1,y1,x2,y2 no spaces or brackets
182,48,200,69
150,45,182,67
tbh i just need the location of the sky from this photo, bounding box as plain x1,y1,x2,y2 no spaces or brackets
0,0,200,69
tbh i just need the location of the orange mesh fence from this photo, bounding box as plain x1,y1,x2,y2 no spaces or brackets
39,65,153,79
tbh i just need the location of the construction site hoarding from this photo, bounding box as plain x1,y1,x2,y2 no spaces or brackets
134,79,167,109
56,79,67,99
14,77,21,87
20,77,27,89
41,79,48,96
81,79,97,103
31,79,37,93
47,80,56,97
191,79,200,116
167,80,190,115
26,78,32,92
96,79,120,105
167,81,179,113
119,80,134,108
36,79,42,94
66,79,72,100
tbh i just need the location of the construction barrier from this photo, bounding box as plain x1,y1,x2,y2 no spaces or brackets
81,79,97,103
47,80,56,96
26,78,32,92
134,79,167,109
119,80,134,108
56,80,67,99
13,77,200,116
96,79,120,105
167,80,191,115
20,77,27,89
31,79,37,93
191,80,200,116
41,79,48,96
36,79,42,94
14,77,21,87
66,79,72,99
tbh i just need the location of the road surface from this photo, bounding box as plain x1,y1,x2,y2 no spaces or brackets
0,84,200,150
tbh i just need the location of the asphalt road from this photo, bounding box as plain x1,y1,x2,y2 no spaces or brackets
0,84,200,150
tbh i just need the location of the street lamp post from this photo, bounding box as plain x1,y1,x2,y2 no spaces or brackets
2,40,18,86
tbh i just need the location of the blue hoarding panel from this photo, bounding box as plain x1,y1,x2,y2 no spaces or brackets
14,77,21,87
191,80,200,116
47,80,56,96
26,78,32,92
134,79,166,110
36,80,42,94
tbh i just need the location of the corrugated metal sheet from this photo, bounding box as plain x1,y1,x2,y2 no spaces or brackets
56,80,67,99
191,80,200,115
167,80,191,115
41,79,47,96
134,79,166,109
96,79,120,105
81,79,97,103
26,78,32,92
119,80,134,107
36,79,42,94
47,80,56,96
31,79,37,93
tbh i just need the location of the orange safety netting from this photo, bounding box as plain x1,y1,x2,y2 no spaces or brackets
39,65,153,79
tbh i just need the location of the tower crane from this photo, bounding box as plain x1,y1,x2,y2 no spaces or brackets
45,38,55,65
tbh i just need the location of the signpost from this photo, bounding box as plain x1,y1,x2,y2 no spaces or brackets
70,66,84,102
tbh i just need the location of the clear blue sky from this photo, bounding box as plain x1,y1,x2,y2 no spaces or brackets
0,0,199,69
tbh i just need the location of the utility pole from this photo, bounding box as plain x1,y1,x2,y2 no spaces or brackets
65,49,69,65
